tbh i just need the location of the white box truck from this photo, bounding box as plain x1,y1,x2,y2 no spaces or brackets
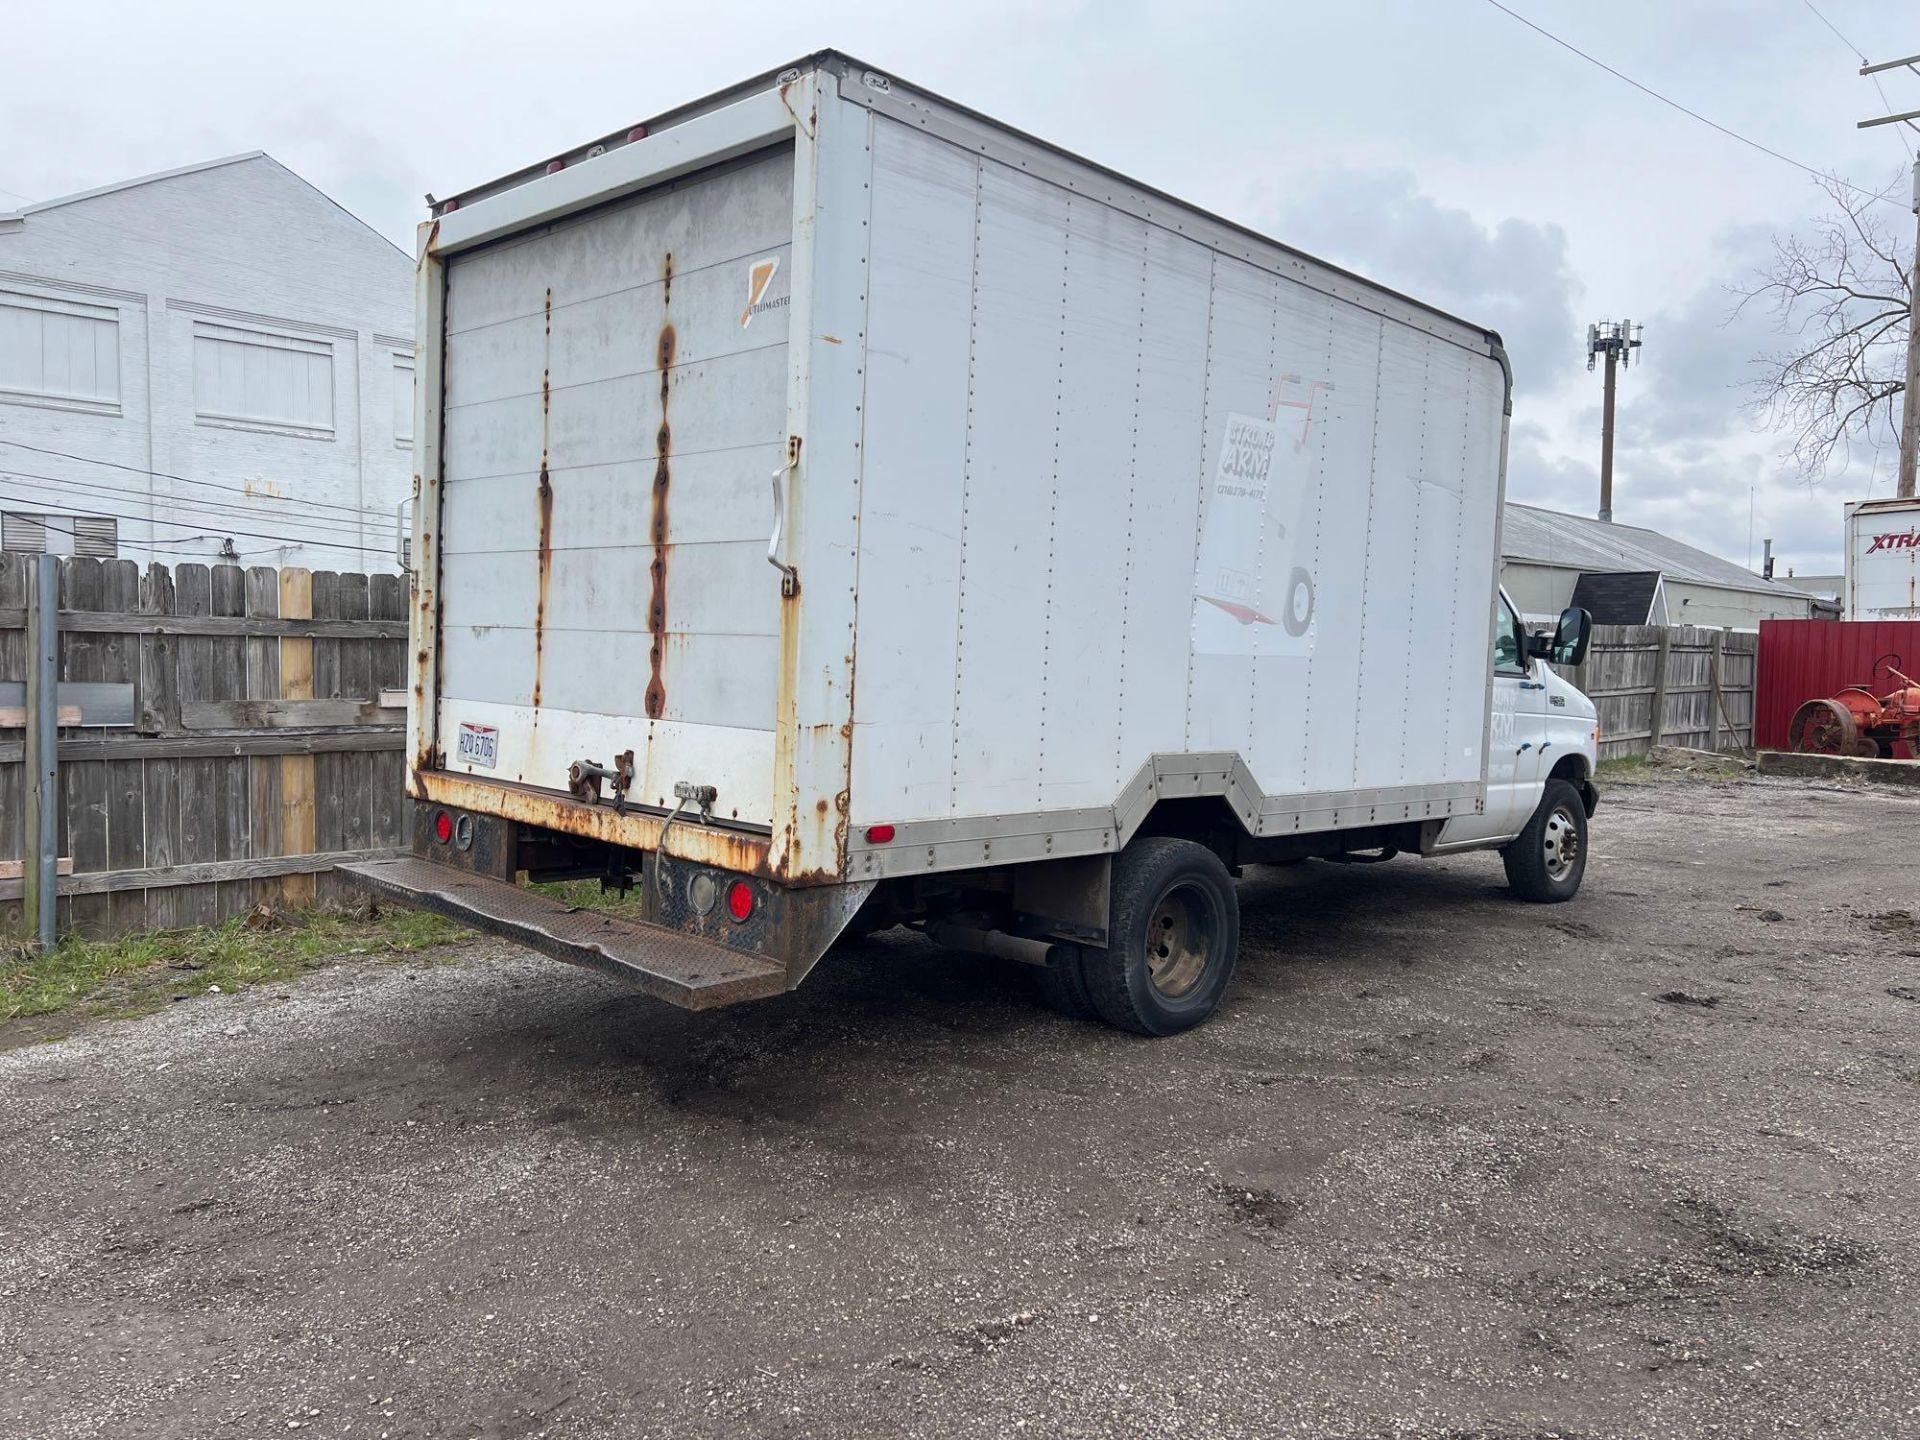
1844,496,1920,621
345,52,1601,1034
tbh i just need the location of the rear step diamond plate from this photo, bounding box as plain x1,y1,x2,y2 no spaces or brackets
340,857,787,1010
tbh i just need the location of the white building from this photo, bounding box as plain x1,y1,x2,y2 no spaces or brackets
0,153,413,573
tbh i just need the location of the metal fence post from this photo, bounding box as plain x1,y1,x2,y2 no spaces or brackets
22,552,58,951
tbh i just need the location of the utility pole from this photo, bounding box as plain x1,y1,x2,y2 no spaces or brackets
1586,319,1643,523
1902,157,1920,498
1858,56,1920,498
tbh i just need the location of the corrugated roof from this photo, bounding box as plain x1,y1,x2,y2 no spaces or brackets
1502,502,1806,598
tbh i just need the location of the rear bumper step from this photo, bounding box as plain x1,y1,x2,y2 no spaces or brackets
339,857,787,1010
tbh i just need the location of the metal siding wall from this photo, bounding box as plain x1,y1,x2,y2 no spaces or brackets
1755,619,1920,754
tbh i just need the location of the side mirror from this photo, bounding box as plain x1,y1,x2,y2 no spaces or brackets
1550,606,1592,668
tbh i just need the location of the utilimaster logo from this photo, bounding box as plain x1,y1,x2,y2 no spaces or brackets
740,256,785,328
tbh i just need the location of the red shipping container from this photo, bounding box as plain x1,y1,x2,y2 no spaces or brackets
1755,619,1920,756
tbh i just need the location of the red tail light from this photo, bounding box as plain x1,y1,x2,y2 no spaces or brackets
864,824,896,844
433,810,453,844
726,880,754,922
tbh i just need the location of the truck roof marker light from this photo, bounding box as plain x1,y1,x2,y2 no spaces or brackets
627,125,649,143
545,159,566,175
726,880,754,922
864,824,896,844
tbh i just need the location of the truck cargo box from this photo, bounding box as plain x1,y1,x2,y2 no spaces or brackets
354,52,1569,1028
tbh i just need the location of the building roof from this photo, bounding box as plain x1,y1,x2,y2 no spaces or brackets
0,153,266,222
1502,502,1807,598
0,152,406,259
1778,573,1842,598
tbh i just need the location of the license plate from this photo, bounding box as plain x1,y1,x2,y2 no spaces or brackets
456,722,499,769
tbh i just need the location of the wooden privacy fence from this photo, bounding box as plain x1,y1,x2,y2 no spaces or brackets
1550,623,1757,761
0,554,408,941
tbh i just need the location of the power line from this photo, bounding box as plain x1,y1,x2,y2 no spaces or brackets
1482,0,1908,209
0,456,389,536
0,467,384,543
0,480,398,556
1799,0,1917,159
0,438,400,520
1799,0,1863,56
6,507,235,556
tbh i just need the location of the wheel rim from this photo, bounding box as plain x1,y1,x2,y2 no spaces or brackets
1790,699,1856,755
1146,883,1214,999
1541,803,1581,882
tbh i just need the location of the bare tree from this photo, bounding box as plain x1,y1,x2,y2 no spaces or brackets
1737,171,1913,483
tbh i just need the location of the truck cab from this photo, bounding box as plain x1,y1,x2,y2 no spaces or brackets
1433,592,1599,898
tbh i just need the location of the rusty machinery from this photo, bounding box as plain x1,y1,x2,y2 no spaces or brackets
1787,655,1920,759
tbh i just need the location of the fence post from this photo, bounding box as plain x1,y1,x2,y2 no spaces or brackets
22,552,58,952
1648,626,1674,751
1707,629,1726,752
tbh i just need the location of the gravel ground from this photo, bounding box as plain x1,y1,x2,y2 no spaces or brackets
3,771,1919,1440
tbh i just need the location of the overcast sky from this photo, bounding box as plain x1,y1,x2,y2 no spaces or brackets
5,0,1914,576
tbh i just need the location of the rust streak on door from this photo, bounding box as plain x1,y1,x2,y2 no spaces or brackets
532,287,555,715
646,252,675,721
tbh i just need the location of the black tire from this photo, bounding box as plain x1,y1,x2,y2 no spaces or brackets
1080,837,1240,1036
1502,778,1589,903
1033,942,1097,1020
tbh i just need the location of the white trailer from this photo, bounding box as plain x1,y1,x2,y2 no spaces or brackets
1845,496,1920,621
346,52,1600,1034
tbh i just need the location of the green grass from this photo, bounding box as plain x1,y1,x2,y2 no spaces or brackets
529,876,651,919
1596,754,1651,779
1,905,472,1028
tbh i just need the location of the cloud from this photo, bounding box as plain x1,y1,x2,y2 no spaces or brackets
1261,168,1581,395
1506,419,1847,576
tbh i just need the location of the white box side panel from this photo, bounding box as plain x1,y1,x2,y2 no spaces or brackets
949,163,1071,815
845,124,977,820
1115,231,1214,786
1042,189,1146,811
1847,500,1920,620
848,117,1505,832
1293,311,1382,792
1247,277,1338,793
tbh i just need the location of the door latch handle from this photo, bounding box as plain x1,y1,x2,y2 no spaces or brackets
767,437,800,598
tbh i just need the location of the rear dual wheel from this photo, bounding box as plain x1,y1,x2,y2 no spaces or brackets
1040,837,1240,1036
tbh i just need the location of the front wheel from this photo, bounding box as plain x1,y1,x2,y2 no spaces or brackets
1502,778,1589,903
1080,837,1240,1035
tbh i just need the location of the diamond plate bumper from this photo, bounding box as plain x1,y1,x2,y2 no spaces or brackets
340,856,787,1010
